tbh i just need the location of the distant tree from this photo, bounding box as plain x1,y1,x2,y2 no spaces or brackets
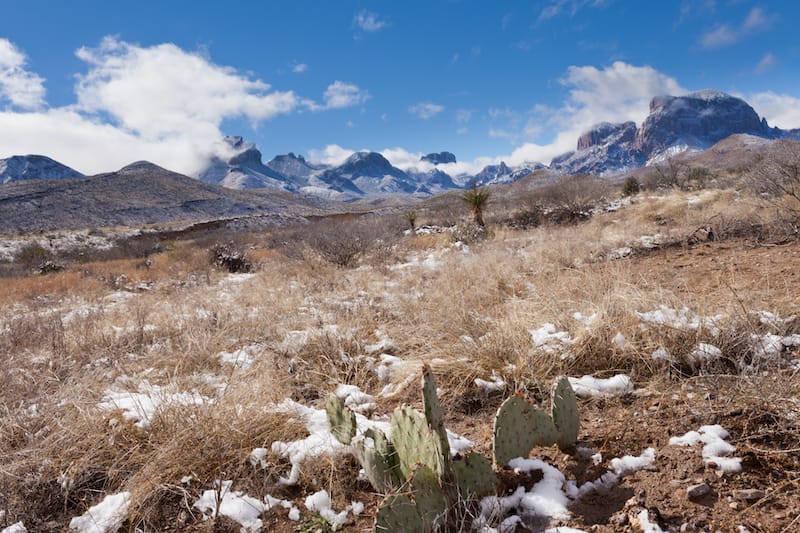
462,184,491,226
652,156,687,189
621,176,641,197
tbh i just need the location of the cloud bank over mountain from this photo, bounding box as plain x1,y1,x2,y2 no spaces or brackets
0,37,367,175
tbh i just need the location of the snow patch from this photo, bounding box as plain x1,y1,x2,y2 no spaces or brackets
669,424,742,473
69,492,130,533
98,381,211,429
568,374,634,398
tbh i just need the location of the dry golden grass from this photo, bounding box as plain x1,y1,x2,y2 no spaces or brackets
0,187,798,531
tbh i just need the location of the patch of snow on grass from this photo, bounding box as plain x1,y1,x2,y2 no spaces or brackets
219,344,262,370
669,424,742,473
687,343,722,366
568,375,634,398
335,384,377,414
69,491,130,533
634,306,723,335
193,481,269,533
475,374,506,392
304,490,362,531
98,381,211,429
1,523,27,533
530,323,573,354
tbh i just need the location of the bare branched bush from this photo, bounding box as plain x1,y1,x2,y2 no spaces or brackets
748,139,800,228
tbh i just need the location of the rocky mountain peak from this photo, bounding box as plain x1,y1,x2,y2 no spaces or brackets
421,151,457,165
0,154,84,184
577,122,637,150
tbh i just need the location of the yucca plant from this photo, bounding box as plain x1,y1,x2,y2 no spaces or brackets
462,185,491,227
404,210,417,232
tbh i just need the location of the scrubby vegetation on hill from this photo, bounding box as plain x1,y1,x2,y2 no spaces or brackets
1,168,799,532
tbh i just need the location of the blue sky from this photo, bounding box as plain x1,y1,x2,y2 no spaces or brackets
0,0,798,175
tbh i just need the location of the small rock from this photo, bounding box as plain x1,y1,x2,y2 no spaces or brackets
734,489,765,502
687,483,711,501
729,501,741,510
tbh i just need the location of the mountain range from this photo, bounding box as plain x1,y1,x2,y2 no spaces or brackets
1,90,798,204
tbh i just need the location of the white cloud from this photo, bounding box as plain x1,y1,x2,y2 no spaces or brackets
0,37,354,175
700,25,738,48
499,61,686,166
538,0,611,22
0,38,46,110
409,102,444,119
292,63,308,73
321,81,370,109
307,144,356,166
456,109,473,124
747,91,800,130
354,10,387,32
700,7,774,48
755,52,775,74
75,37,298,141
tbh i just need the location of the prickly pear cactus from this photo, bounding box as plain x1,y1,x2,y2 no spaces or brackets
409,464,447,530
552,376,579,452
375,494,423,532
453,452,497,498
420,364,452,477
326,394,357,445
493,394,559,466
351,428,402,492
391,406,447,480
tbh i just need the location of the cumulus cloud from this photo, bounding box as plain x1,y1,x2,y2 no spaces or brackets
321,81,370,109
409,102,444,119
307,144,356,166
498,61,686,166
0,37,358,175
747,91,800,129
353,10,387,32
0,38,46,110
292,63,308,73
700,7,774,48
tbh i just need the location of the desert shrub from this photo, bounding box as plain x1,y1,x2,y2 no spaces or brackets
270,215,404,268
748,139,800,223
451,221,487,244
211,242,253,273
621,176,641,197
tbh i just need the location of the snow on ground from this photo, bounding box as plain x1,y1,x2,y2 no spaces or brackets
566,448,656,499
529,323,573,357
334,384,377,414
1,523,27,533
97,380,211,429
669,424,742,473
637,509,667,532
475,373,507,392
634,306,723,335
69,492,130,533
687,343,723,366
218,344,264,371
193,480,300,533
304,490,363,531
568,375,634,398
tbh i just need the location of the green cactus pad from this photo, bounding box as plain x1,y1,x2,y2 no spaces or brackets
410,464,447,530
326,394,357,445
421,364,451,466
552,376,580,453
453,452,497,498
351,431,401,493
391,406,447,480
375,494,423,532
493,394,559,467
